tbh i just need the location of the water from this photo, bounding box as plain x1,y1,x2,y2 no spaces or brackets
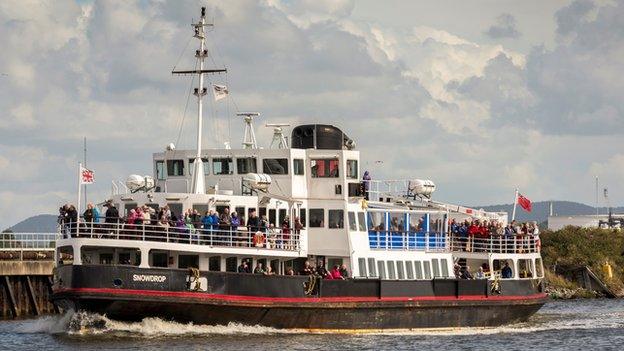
2,299,624,350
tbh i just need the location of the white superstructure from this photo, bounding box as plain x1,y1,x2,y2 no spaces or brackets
55,7,543,284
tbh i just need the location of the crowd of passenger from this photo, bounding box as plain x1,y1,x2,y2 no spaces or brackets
58,202,303,249
453,261,516,280
449,219,540,239
235,259,350,280
449,218,540,252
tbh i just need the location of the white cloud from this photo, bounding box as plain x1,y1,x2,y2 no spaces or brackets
485,13,521,39
0,0,623,229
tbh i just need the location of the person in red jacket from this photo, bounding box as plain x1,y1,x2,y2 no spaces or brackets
328,265,344,280
467,221,480,252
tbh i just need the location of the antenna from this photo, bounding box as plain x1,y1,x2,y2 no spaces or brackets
266,123,290,149
171,7,227,194
238,112,260,149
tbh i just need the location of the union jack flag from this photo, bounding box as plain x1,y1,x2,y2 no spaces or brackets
80,166,94,184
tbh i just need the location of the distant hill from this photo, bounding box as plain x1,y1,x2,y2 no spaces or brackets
5,214,57,233
474,201,624,223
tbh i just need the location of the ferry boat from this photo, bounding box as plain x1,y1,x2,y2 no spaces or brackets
51,7,547,330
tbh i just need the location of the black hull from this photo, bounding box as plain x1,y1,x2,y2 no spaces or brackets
52,265,547,330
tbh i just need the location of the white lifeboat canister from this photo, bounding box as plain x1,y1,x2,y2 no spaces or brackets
408,179,436,197
243,173,273,191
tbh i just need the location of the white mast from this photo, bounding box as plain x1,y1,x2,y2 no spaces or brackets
172,7,226,194
239,112,260,149
266,123,290,149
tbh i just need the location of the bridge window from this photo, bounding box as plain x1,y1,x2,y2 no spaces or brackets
209,256,221,271
367,258,377,277
226,257,238,272
178,255,199,269
189,158,210,175
150,251,168,268
309,209,324,227
213,158,233,175
167,160,184,176
387,261,396,279
377,261,386,279
193,204,208,215
269,209,276,226
535,258,544,278
58,246,73,265
432,259,441,277
168,203,183,218
298,208,306,228
236,157,257,174
156,161,165,180
293,159,304,175
310,159,339,178
263,158,288,175
368,212,384,231
346,160,358,179
414,261,423,279
357,212,366,232
328,210,344,229
348,212,356,231
358,258,367,277
124,202,137,217
100,253,113,265
423,261,432,279
519,259,534,278
405,261,414,279
397,261,405,279
441,258,449,277
118,250,140,266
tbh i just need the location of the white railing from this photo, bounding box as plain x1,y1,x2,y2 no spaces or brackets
448,234,540,254
366,231,540,254
366,179,411,202
59,222,301,251
0,232,58,251
367,230,448,252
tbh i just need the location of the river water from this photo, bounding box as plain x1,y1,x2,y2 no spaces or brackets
1,299,623,350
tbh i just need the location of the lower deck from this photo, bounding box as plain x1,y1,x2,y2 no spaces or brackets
52,264,547,329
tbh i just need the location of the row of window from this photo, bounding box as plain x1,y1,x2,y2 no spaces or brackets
357,257,450,280
122,202,367,231
156,158,359,180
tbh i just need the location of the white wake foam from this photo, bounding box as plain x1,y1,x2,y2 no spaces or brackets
16,303,624,337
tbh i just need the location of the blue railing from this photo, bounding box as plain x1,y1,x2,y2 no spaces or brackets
368,230,447,251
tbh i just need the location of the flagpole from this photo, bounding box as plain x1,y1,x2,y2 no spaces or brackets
511,188,519,222
77,162,82,236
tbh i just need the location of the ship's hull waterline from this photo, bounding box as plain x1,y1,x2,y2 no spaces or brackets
52,265,547,330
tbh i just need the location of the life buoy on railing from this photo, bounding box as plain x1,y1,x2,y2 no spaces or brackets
253,231,265,248
188,267,201,291
490,275,501,295
303,275,317,295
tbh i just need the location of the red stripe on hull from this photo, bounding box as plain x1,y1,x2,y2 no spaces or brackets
54,287,547,303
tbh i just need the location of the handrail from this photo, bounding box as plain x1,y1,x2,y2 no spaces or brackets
0,232,58,251
448,234,540,254
367,230,448,252
367,230,540,254
58,222,302,251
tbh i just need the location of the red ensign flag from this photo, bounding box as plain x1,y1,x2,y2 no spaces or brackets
517,193,532,212
80,166,95,184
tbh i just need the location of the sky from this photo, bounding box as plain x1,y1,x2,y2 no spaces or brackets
1,0,623,229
